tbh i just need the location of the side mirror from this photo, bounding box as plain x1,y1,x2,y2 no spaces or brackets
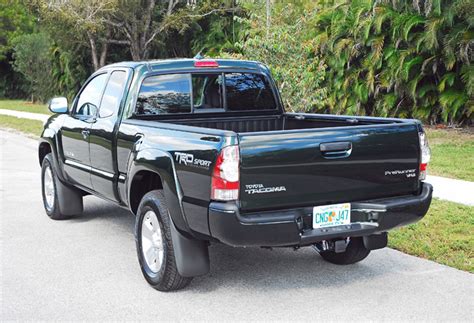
48,97,68,114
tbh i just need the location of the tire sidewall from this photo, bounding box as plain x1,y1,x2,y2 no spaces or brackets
135,197,169,285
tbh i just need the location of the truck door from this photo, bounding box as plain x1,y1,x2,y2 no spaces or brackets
61,73,108,189
89,69,130,201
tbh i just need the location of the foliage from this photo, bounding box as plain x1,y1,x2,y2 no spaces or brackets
12,33,54,102
0,0,35,60
0,0,36,98
1,0,472,124
310,0,473,125
231,1,327,112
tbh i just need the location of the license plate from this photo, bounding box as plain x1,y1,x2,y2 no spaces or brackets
313,203,351,229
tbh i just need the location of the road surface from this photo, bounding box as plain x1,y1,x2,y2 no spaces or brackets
1,129,473,321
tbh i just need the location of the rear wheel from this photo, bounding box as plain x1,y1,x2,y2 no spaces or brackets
319,237,370,265
135,190,192,291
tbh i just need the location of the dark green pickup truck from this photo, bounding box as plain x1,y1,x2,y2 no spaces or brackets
39,58,432,291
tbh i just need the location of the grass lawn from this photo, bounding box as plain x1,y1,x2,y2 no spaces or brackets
0,99,51,115
425,128,474,182
0,115,44,137
389,198,473,272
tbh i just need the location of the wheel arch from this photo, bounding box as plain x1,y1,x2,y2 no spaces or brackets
127,149,189,233
39,141,52,166
38,127,69,181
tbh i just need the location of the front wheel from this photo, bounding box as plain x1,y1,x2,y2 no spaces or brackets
41,153,67,220
135,190,192,291
319,237,370,265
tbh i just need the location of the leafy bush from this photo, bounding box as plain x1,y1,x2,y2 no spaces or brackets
235,0,472,125
231,2,327,112
12,33,54,102
312,0,473,125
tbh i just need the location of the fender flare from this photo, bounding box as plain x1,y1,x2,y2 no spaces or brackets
39,128,68,182
127,148,190,233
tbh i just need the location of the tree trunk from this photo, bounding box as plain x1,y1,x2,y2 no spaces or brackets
88,32,100,71
99,28,111,68
266,0,271,38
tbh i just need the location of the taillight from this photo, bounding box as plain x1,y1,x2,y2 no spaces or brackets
418,131,431,180
211,145,239,201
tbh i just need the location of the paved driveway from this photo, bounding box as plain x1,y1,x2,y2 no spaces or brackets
1,130,473,321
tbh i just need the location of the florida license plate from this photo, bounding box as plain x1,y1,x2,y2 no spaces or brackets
313,203,351,229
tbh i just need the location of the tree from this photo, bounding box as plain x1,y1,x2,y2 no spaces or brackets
33,0,118,70
107,0,240,60
0,0,36,60
12,33,54,102
231,1,327,112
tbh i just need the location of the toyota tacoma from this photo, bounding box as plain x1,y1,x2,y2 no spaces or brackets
39,58,433,291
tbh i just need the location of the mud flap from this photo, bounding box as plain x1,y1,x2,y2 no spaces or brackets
54,176,83,215
363,232,388,250
170,218,210,277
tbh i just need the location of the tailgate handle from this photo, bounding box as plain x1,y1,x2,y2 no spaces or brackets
200,136,220,142
320,142,352,158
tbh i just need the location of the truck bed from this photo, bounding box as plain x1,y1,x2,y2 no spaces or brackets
147,113,421,211
163,113,408,133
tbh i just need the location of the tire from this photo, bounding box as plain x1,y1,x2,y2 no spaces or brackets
41,153,68,220
319,237,371,265
135,190,192,291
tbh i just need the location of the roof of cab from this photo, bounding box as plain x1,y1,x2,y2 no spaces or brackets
101,58,265,72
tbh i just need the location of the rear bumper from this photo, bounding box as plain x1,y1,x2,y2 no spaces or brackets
208,183,433,247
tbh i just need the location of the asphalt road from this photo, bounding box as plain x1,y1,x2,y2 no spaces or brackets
1,129,473,321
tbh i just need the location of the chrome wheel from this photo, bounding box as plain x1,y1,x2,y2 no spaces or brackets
141,210,164,274
44,165,55,210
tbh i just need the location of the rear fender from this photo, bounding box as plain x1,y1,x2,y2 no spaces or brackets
128,149,189,233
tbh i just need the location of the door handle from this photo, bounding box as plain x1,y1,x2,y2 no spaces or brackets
320,141,352,158
81,129,90,139
132,133,144,152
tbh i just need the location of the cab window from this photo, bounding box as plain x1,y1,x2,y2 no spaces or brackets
75,73,108,118
99,71,127,118
136,74,191,115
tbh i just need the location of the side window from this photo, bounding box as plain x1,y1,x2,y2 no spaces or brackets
224,73,276,111
136,74,191,115
99,71,127,118
192,74,223,111
75,73,108,117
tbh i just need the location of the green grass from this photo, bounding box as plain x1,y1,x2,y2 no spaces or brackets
389,199,474,272
0,99,51,115
0,115,44,137
425,128,474,182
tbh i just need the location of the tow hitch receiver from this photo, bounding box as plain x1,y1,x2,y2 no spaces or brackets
313,238,349,253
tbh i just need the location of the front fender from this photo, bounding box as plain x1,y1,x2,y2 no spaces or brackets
127,148,190,233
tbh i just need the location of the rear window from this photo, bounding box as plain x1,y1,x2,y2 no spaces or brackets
135,72,276,115
225,73,276,111
192,74,224,112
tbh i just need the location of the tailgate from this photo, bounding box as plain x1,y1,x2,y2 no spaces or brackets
238,124,420,211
